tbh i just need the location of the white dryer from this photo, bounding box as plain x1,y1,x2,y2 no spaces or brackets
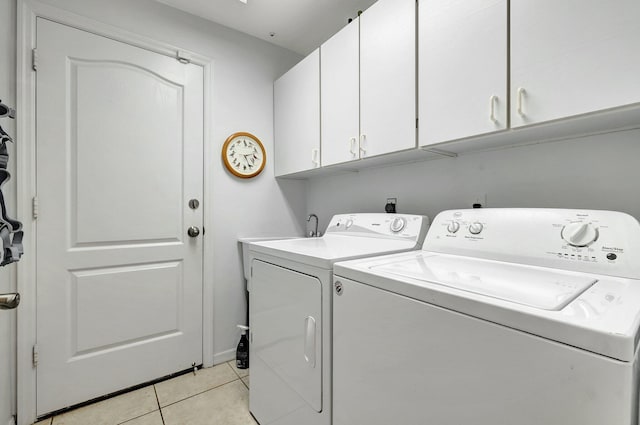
247,213,429,425
333,208,640,425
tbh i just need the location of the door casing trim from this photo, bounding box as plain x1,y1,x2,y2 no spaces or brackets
16,1,215,423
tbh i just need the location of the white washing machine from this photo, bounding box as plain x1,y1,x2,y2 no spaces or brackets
332,208,640,425
247,213,429,425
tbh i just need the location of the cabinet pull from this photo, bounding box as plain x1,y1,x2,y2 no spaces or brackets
359,134,367,157
489,95,498,123
517,87,526,116
349,137,357,157
311,148,320,167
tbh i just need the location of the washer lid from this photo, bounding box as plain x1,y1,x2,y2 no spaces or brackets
371,254,597,310
249,234,419,268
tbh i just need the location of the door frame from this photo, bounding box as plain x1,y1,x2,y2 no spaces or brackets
16,1,215,423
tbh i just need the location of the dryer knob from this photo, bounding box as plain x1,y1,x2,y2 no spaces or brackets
447,221,460,234
562,222,598,247
469,222,483,235
390,217,406,233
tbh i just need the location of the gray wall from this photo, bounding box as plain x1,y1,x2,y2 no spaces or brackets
306,130,640,228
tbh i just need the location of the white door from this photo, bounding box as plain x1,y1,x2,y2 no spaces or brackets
274,50,320,176
419,0,507,146
35,19,204,415
321,19,360,167
511,0,640,127
360,0,416,158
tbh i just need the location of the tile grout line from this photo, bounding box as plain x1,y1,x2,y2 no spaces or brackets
226,360,250,381
153,385,166,425
160,377,243,409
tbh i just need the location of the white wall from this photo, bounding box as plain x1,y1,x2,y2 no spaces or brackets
306,130,640,226
2,0,305,377
0,0,17,422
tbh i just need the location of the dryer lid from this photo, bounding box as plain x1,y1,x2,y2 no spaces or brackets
370,254,597,310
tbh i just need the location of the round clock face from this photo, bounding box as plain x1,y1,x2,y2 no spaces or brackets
222,132,266,178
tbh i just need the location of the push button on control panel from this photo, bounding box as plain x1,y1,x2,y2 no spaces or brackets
606,253,618,261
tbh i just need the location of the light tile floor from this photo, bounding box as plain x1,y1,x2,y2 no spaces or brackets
33,361,256,425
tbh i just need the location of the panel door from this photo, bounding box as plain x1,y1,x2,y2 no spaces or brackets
360,0,416,158
36,19,204,415
511,0,640,127
333,278,635,425
249,260,322,421
419,0,507,146
274,50,320,176
321,19,360,167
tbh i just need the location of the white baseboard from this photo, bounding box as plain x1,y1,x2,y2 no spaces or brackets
213,348,235,365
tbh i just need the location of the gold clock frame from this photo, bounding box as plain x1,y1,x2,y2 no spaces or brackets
222,132,266,179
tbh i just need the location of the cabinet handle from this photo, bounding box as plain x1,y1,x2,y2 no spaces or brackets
489,95,498,123
304,316,316,368
311,148,320,167
517,87,526,116
359,134,367,157
349,137,357,157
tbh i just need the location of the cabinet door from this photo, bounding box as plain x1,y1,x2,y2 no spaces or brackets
321,20,360,167
274,49,320,176
419,0,507,146
360,0,416,158
511,0,640,127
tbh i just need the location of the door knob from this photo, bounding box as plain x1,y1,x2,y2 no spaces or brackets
187,226,200,238
0,293,20,310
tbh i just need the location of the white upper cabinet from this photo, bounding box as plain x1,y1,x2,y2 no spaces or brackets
360,0,416,157
274,49,320,176
511,0,640,127
321,19,360,167
419,0,507,146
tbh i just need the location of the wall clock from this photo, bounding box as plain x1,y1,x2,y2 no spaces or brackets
222,132,266,178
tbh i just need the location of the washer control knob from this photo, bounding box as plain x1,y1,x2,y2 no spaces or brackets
390,217,406,233
562,222,598,247
469,222,484,235
447,221,460,234
345,219,354,229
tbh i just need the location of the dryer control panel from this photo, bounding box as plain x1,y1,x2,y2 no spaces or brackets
326,213,429,242
424,209,640,279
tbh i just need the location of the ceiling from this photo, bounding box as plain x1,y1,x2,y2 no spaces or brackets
154,0,377,55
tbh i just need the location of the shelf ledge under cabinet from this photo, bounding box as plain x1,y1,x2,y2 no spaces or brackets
276,102,640,180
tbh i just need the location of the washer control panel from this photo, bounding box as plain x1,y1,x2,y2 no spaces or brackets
424,209,640,279
326,213,429,242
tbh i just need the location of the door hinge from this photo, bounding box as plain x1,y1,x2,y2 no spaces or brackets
31,48,38,72
32,344,39,368
416,117,419,129
176,50,191,65
32,196,39,220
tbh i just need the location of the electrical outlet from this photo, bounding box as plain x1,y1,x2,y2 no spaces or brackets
385,198,397,213
472,194,487,208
